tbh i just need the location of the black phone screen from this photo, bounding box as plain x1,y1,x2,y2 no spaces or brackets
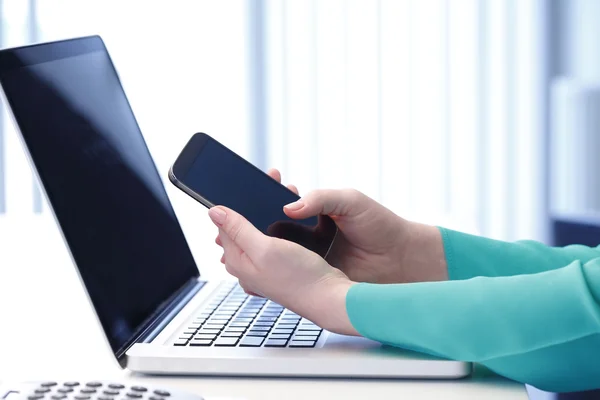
176,136,337,258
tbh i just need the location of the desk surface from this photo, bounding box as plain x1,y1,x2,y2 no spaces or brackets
0,215,528,400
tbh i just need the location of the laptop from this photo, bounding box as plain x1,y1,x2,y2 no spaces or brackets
0,35,470,378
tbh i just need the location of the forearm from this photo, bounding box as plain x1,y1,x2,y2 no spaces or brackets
346,258,600,392
441,227,600,279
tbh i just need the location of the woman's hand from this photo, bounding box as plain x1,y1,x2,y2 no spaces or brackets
265,169,448,284
208,206,359,336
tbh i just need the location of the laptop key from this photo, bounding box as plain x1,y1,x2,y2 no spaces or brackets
289,340,316,347
276,322,297,328
246,330,268,337
248,326,270,331
221,331,243,337
297,326,321,332
240,336,265,347
264,339,288,347
172,338,188,345
230,322,250,327
269,334,291,340
272,328,293,335
225,326,246,332
214,337,239,346
189,339,213,346
198,328,222,335
195,333,218,340
257,316,277,322
253,322,274,327
293,333,320,340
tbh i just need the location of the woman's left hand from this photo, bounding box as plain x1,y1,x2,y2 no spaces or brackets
208,206,359,336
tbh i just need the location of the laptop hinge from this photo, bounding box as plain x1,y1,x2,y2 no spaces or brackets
115,277,205,367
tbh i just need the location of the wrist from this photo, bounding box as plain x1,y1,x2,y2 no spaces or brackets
399,221,448,282
311,276,359,336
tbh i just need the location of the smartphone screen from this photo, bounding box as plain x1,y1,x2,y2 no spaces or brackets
170,133,337,258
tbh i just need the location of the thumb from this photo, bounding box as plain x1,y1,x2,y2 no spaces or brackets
283,189,367,219
208,206,266,258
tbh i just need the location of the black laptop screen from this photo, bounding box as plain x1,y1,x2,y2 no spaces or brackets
0,37,199,358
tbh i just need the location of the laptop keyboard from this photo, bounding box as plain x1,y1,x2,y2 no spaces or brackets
173,282,323,348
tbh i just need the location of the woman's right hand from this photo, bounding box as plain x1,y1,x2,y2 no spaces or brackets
264,169,449,284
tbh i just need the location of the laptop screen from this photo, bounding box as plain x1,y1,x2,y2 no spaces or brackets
0,36,199,359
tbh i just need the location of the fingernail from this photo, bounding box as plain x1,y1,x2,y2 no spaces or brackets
284,200,304,211
208,207,227,226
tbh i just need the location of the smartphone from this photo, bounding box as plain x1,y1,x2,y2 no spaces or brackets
169,132,338,258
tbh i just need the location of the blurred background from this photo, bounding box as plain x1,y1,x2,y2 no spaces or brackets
0,0,599,390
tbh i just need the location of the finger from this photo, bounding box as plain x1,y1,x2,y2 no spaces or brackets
208,206,267,260
218,227,243,267
287,184,299,195
283,189,366,219
267,168,282,183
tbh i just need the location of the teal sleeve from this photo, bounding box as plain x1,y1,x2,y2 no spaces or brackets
440,227,600,279
347,233,600,392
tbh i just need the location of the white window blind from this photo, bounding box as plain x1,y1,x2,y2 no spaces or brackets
262,0,549,241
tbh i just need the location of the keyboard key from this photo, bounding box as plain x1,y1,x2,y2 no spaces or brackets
240,336,265,347
181,331,196,336
253,322,274,327
174,339,189,346
198,328,222,334
234,318,253,323
261,311,281,316
188,323,202,329
58,388,74,394
64,382,80,387
189,339,212,346
230,322,250,327
131,387,147,393
225,326,246,332
205,322,227,328
85,382,102,388
269,333,291,340
28,396,43,400
50,396,66,400
41,382,57,387
210,316,232,320
74,395,91,400
272,328,294,335
195,333,218,340
289,340,316,347
248,326,270,331
257,316,277,322
35,388,51,393
276,322,297,328
221,331,243,337
264,339,288,347
214,337,239,346
293,333,320,340
80,389,97,394
98,397,113,400
198,313,213,318
107,384,124,390
126,393,142,399
153,390,171,397
297,326,321,332
246,330,268,337
237,312,257,318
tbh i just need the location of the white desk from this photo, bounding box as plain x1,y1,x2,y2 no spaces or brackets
0,215,528,399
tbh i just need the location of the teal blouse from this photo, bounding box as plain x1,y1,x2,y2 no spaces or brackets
346,228,600,392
